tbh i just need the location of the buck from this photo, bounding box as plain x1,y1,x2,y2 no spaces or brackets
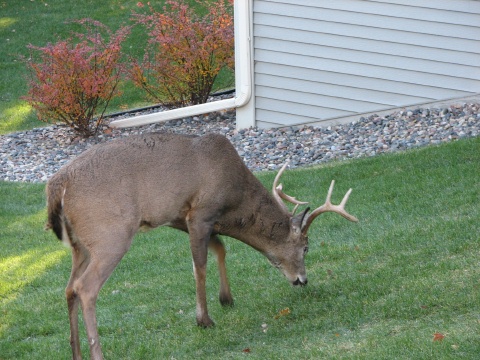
45,132,357,360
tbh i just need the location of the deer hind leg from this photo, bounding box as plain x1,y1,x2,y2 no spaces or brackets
71,228,134,360
66,242,90,360
209,236,233,306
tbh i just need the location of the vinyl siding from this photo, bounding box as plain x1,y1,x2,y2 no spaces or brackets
253,0,480,128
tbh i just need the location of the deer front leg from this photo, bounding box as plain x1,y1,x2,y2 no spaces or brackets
209,236,233,306
188,219,215,327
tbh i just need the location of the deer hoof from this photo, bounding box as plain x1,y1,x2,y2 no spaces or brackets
219,294,234,307
197,317,215,328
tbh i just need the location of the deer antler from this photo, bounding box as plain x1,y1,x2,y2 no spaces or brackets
302,180,358,233
272,162,309,215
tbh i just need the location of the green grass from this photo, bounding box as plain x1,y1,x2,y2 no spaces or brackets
0,0,234,135
1,137,479,359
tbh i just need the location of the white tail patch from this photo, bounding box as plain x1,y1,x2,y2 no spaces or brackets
61,187,66,207
60,219,72,249
59,187,72,248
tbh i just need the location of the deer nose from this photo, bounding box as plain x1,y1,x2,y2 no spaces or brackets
293,278,308,286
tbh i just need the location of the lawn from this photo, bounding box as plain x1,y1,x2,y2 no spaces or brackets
1,137,479,359
0,0,234,135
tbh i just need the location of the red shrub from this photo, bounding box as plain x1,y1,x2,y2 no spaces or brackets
130,0,234,108
23,19,130,137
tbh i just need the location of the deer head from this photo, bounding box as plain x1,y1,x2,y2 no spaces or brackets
266,162,358,286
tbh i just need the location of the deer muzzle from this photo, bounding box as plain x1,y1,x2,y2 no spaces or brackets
292,276,308,286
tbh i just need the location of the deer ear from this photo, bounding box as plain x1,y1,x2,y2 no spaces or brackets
291,207,310,233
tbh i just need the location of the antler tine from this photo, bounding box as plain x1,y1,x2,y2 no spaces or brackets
272,163,289,213
275,183,309,215
272,162,289,191
272,162,308,215
302,180,358,233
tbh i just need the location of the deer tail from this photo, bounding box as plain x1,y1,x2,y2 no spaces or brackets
45,175,67,242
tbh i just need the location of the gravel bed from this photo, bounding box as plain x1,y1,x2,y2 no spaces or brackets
1,102,479,183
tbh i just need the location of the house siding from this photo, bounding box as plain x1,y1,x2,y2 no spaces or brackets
253,0,480,128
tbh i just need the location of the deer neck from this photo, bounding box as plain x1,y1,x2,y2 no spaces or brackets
218,187,292,253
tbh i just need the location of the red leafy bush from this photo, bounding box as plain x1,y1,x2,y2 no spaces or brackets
130,0,234,108
23,19,130,137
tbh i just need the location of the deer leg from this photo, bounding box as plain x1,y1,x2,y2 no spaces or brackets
66,243,90,360
209,236,233,306
73,230,134,360
187,218,215,327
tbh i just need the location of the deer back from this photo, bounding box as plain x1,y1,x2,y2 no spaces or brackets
46,133,268,236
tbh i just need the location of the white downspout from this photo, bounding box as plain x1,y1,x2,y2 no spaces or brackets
110,0,252,129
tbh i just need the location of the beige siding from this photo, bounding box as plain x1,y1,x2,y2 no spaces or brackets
253,0,480,128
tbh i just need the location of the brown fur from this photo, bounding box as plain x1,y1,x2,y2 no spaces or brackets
45,132,356,360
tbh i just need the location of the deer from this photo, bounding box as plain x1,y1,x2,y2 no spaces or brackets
45,132,358,360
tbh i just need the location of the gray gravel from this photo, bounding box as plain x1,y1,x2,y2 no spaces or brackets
1,102,479,183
